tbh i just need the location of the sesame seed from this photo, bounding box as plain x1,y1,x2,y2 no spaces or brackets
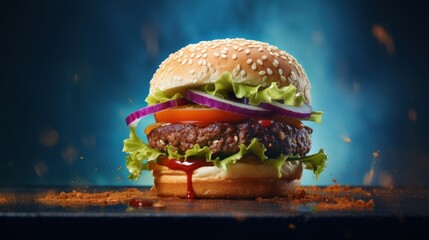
220,49,227,54
247,59,253,64
240,69,246,77
202,53,208,58
198,59,203,65
233,68,238,76
167,67,172,72
232,53,237,60
258,47,263,52
269,52,274,56
281,56,287,60
192,79,197,83
281,76,286,81
236,64,241,71
233,46,238,50
184,54,188,59
189,69,196,74
259,70,266,76
251,63,257,70
245,49,250,55
273,59,279,67
291,71,297,80
202,60,207,66
214,52,220,57
274,52,279,57
188,59,193,65
223,47,228,51
196,54,202,58
198,71,203,78
257,59,263,65
237,47,243,52
234,136,238,142
221,54,227,59
190,53,195,58
279,69,283,75
212,140,219,144
267,68,273,75
181,59,188,65
261,55,268,61
201,49,207,53
159,139,165,145
203,66,208,73
262,76,268,82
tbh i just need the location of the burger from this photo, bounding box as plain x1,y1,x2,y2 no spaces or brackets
123,38,327,199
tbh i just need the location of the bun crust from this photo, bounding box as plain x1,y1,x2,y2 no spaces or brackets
154,176,301,199
149,38,312,103
149,162,303,199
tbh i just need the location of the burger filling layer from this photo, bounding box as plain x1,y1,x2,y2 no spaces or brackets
148,119,312,158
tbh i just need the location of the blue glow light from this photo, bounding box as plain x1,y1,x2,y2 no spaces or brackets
3,0,428,187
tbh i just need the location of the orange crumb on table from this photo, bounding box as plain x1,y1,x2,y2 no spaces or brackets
35,184,374,211
36,188,158,207
257,184,374,211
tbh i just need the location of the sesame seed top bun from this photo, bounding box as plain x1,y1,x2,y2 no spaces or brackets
149,38,312,103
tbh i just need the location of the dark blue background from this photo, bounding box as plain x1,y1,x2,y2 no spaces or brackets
1,0,428,187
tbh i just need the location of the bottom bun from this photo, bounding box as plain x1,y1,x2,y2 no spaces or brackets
149,161,303,199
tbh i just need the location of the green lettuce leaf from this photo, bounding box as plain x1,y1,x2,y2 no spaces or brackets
122,127,165,180
145,73,323,123
167,144,218,162
291,149,328,179
123,128,328,180
145,88,183,105
202,72,307,106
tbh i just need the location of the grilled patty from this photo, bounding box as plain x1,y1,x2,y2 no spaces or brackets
147,119,312,158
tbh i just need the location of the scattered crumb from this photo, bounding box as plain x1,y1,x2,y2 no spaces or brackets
315,198,374,211
341,135,351,143
0,193,17,205
36,188,158,207
32,184,374,212
288,223,297,230
257,184,374,211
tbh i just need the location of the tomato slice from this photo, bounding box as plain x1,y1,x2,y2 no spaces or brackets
154,106,248,125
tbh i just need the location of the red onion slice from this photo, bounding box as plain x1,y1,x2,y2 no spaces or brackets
126,98,189,127
186,89,272,117
259,101,313,119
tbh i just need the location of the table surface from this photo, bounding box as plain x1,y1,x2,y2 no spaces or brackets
1,186,429,239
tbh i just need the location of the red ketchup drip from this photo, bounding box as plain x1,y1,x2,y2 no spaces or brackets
160,158,213,199
258,119,273,128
